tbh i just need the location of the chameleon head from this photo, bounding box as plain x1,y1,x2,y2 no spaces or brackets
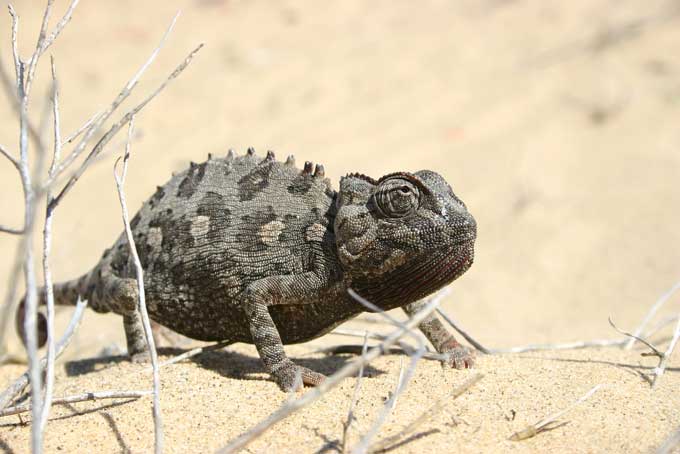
334,170,476,308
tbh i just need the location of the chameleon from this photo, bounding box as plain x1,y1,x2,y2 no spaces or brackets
18,148,477,391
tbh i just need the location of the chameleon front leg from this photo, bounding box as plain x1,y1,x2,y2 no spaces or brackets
402,300,474,369
242,272,328,391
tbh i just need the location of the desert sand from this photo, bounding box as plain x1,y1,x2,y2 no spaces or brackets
1,0,679,452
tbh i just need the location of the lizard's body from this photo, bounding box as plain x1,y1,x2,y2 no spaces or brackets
21,149,477,390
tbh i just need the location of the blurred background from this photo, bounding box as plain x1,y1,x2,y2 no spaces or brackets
0,0,679,358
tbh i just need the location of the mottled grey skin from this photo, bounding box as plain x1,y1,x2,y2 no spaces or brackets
20,148,477,391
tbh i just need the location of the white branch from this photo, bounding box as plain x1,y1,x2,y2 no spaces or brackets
0,390,151,418
624,280,680,350
0,299,87,411
216,293,446,454
114,118,163,454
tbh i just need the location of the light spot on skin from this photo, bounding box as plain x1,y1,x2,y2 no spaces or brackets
305,223,326,242
377,249,407,274
190,215,210,238
259,220,285,245
148,227,163,250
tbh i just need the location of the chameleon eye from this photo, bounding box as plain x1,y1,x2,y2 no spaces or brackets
375,178,420,218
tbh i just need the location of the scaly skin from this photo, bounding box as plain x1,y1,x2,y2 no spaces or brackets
18,148,477,391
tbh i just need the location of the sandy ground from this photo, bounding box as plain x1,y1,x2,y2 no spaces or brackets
1,0,680,452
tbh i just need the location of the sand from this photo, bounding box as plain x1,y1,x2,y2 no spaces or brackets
1,0,679,452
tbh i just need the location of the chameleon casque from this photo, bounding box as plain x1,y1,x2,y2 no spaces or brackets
20,148,477,391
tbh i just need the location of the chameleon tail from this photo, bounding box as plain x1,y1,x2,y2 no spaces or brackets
16,272,91,349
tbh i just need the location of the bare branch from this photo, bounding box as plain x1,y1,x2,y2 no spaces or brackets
609,317,663,358
0,299,87,411
62,110,102,145
49,11,182,184
491,338,629,354
0,224,24,235
217,293,446,454
436,308,490,354
348,289,429,454
657,425,680,454
114,117,163,454
23,0,56,97
342,332,368,453
49,42,203,208
368,373,483,454
8,5,21,83
152,340,232,370
652,315,680,388
314,344,448,363
37,56,63,434
41,0,80,56
0,143,20,170
624,280,680,350
509,384,604,441
0,390,151,418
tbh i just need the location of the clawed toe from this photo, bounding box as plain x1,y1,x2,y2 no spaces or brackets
273,362,327,392
440,339,475,369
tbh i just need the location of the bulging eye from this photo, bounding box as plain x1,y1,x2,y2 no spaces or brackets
375,178,420,218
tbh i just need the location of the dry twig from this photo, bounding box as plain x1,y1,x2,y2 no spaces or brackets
347,289,429,454
509,384,603,441
0,298,87,411
624,281,680,350
342,332,368,453
657,425,680,454
114,118,163,454
37,56,62,434
368,373,483,454
0,390,151,418
149,340,233,370
216,292,446,454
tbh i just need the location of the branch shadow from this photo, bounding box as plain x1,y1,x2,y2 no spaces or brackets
100,411,132,454
63,345,387,385
514,354,679,385
0,437,16,454
0,400,138,428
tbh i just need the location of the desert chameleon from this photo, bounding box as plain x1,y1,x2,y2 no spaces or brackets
19,148,477,391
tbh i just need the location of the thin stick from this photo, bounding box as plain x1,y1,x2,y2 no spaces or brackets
490,338,628,354
624,281,680,350
0,390,151,418
37,56,63,434
216,294,446,454
0,143,20,171
342,332,368,453
10,5,44,450
353,355,420,454
509,384,604,441
652,315,680,388
49,42,203,208
0,224,24,235
436,308,490,354
61,110,102,145
657,425,680,454
348,289,430,454
314,344,448,363
368,373,484,454
114,117,163,454
48,11,181,185
0,299,87,411
152,340,232,369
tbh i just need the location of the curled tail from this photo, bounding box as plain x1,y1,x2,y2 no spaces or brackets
16,272,91,349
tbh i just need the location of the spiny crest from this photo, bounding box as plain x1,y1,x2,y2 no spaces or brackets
303,161,313,175
285,155,295,166
344,172,378,185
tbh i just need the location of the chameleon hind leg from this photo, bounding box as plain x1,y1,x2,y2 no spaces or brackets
89,269,149,362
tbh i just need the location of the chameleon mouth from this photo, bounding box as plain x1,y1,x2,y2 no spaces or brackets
354,241,474,308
